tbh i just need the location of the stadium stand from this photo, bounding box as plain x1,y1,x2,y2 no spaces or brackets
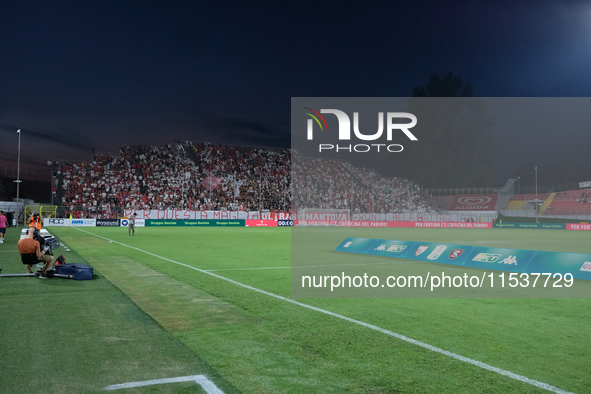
51,142,291,218
504,200,527,210
542,189,591,216
49,141,436,218
47,141,591,220
429,195,455,210
500,190,591,216
511,193,550,201
291,156,435,214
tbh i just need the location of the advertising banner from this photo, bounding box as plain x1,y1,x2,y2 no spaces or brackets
44,218,70,226
365,239,422,259
494,223,566,229
462,248,535,272
120,218,145,227
334,237,380,255
145,219,245,227
70,219,96,227
567,223,591,230
450,194,498,211
403,221,491,228
335,237,591,280
349,212,495,222
245,220,278,227
406,243,476,266
125,209,248,220
295,221,492,228
123,210,291,221
335,238,472,266
96,219,121,227
527,251,591,280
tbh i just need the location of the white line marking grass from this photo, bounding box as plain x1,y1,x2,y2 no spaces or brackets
206,266,291,271
104,374,223,393
206,261,417,271
78,228,574,394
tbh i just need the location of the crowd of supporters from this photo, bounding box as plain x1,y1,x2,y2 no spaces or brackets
50,142,434,218
51,142,291,218
291,156,435,213
193,142,290,212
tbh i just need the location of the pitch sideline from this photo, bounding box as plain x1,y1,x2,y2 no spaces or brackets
104,374,223,392
75,228,574,394
205,261,416,271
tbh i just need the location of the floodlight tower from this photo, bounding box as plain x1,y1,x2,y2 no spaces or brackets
15,129,21,227
535,167,538,201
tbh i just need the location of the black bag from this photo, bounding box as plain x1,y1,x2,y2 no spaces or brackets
55,255,66,266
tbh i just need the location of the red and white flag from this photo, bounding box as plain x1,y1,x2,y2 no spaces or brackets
203,176,223,191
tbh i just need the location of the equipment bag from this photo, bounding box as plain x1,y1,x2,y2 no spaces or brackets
55,263,93,281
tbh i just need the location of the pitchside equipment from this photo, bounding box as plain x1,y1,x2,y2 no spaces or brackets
2,231,93,280
20,228,60,251
298,209,350,226
0,273,37,278
0,264,93,280
52,263,93,280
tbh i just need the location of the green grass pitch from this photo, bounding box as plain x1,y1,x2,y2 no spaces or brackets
0,225,590,393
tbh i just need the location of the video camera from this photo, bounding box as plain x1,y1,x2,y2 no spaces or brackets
34,230,60,255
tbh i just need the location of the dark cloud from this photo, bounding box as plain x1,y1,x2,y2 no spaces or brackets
0,123,93,151
175,112,290,148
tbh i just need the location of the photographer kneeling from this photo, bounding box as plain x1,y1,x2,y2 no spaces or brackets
17,228,54,279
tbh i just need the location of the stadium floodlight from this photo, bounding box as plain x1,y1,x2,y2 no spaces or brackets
535,167,538,201
535,167,538,223
15,129,21,227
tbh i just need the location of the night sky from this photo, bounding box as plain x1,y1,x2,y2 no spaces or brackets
1,1,590,186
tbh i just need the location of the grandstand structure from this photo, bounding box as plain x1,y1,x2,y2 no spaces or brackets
291,155,435,215
501,189,591,219
434,178,591,220
424,177,591,221
50,141,290,219
39,142,591,222
47,141,440,220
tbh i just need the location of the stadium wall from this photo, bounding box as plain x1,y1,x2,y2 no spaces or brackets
123,209,290,220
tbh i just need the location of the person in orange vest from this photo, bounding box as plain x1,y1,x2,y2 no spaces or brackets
29,212,42,231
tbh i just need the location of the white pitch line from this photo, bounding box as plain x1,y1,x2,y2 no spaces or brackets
206,261,417,272
103,374,223,393
76,228,574,394
206,266,291,271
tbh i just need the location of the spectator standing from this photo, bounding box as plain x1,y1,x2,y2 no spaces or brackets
128,213,137,236
0,210,7,243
